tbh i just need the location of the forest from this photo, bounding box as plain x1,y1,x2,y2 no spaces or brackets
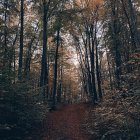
0,0,140,140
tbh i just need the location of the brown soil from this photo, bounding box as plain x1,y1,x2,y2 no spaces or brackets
42,103,92,140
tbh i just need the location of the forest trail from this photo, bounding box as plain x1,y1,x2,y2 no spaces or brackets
42,103,91,140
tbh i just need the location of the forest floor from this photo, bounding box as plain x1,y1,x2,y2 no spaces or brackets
39,80,140,140
41,103,92,140
1,76,140,140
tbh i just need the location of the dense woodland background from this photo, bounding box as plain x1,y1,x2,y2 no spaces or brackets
0,0,140,140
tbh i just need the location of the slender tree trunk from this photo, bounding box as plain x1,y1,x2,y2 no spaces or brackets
52,27,60,107
85,33,93,100
24,23,39,80
47,50,50,99
75,40,88,95
18,0,24,81
3,1,7,69
57,42,63,102
127,0,140,48
111,1,122,88
40,1,50,99
105,45,113,91
90,25,98,102
10,34,18,84
121,0,140,49
95,37,103,99
24,38,34,80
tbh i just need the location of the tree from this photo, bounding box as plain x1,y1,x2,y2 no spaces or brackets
52,20,61,107
18,0,24,80
71,0,104,102
121,0,140,49
40,0,50,100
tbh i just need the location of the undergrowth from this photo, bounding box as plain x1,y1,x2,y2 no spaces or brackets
0,80,47,140
85,73,140,140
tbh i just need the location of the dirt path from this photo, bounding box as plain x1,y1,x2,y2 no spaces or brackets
42,103,91,140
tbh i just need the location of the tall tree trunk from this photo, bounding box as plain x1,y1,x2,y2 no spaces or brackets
24,23,39,80
3,1,7,69
84,32,93,100
75,38,88,95
127,0,140,48
11,34,18,84
24,38,34,80
57,42,63,103
111,1,122,88
90,25,98,102
18,0,24,81
52,27,60,107
40,1,50,99
95,37,103,99
105,45,113,91
121,0,140,49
